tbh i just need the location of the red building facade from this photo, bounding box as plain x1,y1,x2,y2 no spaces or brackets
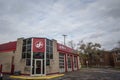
0,37,80,76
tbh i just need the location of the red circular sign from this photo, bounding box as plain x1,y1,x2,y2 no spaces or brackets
35,41,43,49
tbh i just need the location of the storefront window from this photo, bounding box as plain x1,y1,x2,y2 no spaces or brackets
46,39,49,45
27,38,31,44
22,38,32,66
22,38,53,66
26,58,31,66
22,46,26,52
22,52,26,58
22,38,32,59
26,45,31,51
46,59,50,65
23,39,26,45
46,39,53,65
33,52,44,59
27,52,31,58
50,52,53,59
50,41,53,46
46,52,49,59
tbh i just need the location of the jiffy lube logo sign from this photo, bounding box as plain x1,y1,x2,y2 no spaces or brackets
35,41,43,49
59,45,67,50
33,38,45,52
57,43,73,53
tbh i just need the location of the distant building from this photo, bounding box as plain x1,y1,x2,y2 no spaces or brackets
98,51,114,67
112,49,120,67
80,51,115,67
0,37,81,76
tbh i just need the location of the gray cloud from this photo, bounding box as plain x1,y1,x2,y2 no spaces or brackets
101,0,120,19
88,32,105,39
0,0,120,50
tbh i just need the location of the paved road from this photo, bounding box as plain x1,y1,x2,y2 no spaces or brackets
52,68,120,80
2,68,120,80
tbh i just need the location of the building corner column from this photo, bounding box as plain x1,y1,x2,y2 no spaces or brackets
71,55,74,71
65,54,67,72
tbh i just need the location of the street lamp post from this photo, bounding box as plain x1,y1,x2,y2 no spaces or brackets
62,34,67,45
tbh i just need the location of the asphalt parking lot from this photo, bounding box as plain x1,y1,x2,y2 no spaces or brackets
52,68,120,80
2,68,120,80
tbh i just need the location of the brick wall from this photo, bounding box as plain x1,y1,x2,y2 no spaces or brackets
14,38,30,74
0,51,14,73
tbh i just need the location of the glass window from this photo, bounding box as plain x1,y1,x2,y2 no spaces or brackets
50,41,53,46
41,53,44,59
23,39,26,45
26,45,31,51
34,52,40,59
49,47,53,53
46,52,50,59
33,52,44,59
46,39,49,45
27,38,31,44
27,52,31,58
22,52,26,58
46,46,49,52
45,38,53,66
46,39,53,59
26,58,31,66
50,53,53,59
22,38,32,59
22,46,26,52
46,59,50,65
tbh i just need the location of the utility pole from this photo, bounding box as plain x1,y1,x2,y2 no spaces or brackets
62,34,67,45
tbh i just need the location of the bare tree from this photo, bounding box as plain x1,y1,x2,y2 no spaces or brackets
68,40,76,49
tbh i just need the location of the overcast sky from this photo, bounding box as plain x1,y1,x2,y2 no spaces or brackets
0,0,120,50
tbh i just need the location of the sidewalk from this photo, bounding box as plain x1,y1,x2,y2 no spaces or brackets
10,74,64,80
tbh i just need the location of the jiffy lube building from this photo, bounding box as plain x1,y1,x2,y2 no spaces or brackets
0,37,81,76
